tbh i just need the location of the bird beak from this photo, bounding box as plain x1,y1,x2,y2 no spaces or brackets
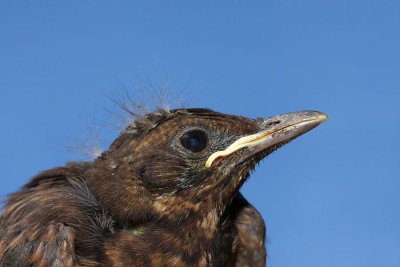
205,111,328,168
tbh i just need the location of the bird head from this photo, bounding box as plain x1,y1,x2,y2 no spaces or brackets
87,108,327,224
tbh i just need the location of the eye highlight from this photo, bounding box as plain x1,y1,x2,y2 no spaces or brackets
180,130,208,152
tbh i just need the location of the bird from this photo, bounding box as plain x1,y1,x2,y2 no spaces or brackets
0,107,327,266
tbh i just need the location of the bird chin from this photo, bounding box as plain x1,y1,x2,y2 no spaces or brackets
219,133,304,202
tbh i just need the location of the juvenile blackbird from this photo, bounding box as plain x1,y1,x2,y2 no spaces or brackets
0,108,327,266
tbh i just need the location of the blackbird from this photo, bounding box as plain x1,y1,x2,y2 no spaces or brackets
0,108,327,266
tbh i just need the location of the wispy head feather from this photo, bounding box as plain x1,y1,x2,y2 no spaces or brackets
104,82,190,134
66,115,103,160
67,83,191,160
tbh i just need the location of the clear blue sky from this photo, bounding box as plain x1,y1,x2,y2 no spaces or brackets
1,1,399,266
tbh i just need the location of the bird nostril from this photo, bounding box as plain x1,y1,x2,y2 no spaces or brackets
264,120,280,127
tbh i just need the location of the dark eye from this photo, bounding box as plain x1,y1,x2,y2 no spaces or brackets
180,130,208,152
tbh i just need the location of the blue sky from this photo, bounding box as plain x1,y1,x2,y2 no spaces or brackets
1,1,399,266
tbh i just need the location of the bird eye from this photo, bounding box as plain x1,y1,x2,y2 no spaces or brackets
180,130,208,152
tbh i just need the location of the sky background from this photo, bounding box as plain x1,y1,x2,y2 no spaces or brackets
1,1,399,266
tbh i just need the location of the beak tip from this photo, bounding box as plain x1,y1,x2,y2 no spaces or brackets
319,113,329,124
318,112,329,122
306,111,328,124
